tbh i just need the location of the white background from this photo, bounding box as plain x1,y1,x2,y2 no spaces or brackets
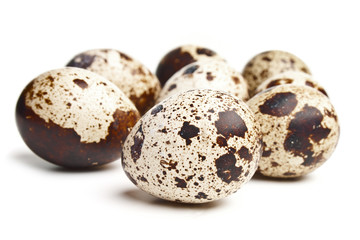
1,0,359,239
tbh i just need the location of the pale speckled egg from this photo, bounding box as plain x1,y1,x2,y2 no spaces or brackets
247,85,340,178
155,45,224,87
242,50,311,96
157,59,249,103
66,49,161,115
16,67,140,169
255,71,328,97
122,89,262,203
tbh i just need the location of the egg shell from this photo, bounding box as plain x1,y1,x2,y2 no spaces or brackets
155,45,224,86
66,49,161,115
157,60,249,103
255,71,328,97
122,89,262,203
242,50,311,96
16,67,140,168
247,85,340,178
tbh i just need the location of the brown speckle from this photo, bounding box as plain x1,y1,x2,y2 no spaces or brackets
259,92,298,117
178,121,200,145
175,177,187,188
73,79,88,89
215,111,248,139
284,105,331,166
215,153,243,184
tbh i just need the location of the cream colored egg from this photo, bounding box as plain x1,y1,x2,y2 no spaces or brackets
243,50,311,97
247,85,339,178
157,60,248,103
122,89,262,203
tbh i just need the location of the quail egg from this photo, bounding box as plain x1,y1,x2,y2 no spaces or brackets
243,50,311,96
156,45,224,86
16,67,140,168
66,49,161,115
157,59,249,103
255,71,328,97
122,89,262,203
247,85,339,178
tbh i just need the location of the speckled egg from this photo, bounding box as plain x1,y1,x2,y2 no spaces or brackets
122,89,262,203
255,71,328,97
243,50,311,96
66,49,161,115
156,45,224,87
247,85,339,178
16,67,140,169
157,60,249,103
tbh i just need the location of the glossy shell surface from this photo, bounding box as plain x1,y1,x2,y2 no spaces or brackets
247,85,339,178
16,67,140,168
122,89,262,203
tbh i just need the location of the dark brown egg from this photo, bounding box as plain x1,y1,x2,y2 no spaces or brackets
16,67,140,169
155,45,224,87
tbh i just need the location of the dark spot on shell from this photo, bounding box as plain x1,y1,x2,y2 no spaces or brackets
198,175,204,181
138,176,148,182
262,56,272,61
183,65,199,75
206,72,215,81
151,104,163,116
232,76,240,84
196,47,216,56
266,78,293,89
301,67,310,74
284,105,331,166
305,80,315,88
262,149,272,157
215,153,243,184
168,84,177,91
318,88,328,97
271,161,280,167
195,192,208,199
119,51,132,61
215,111,248,139
208,108,215,113
237,146,252,162
73,79,88,89
175,177,187,188
66,54,96,69
283,172,296,176
131,124,145,163
160,160,178,170
259,92,298,117
159,127,167,133
178,121,200,145
156,47,196,86
216,136,227,147
44,98,52,105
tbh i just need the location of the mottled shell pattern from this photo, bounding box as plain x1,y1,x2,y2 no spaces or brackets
157,59,249,103
255,71,328,97
16,67,140,168
247,85,339,178
122,89,262,203
243,50,311,96
156,45,224,86
66,49,161,115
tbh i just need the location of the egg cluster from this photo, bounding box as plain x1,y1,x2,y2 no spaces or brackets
16,46,340,204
